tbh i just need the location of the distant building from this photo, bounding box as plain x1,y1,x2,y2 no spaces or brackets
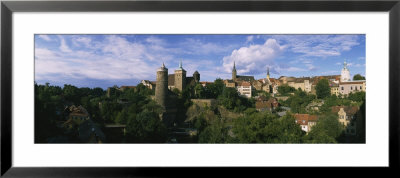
339,81,366,96
224,79,236,88
64,105,90,128
63,105,105,143
340,60,351,82
332,106,359,135
200,81,213,87
155,63,169,109
153,62,201,127
330,82,340,96
167,61,199,91
141,80,156,90
255,97,279,111
231,61,255,82
287,77,312,93
236,81,252,98
294,114,319,133
119,86,136,91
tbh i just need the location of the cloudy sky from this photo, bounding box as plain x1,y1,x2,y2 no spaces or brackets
35,34,365,89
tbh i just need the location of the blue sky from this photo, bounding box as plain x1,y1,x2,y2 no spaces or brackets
35,34,365,89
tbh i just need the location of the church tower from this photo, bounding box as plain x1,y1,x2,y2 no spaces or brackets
232,61,237,81
193,70,200,83
174,61,186,91
340,60,351,82
267,67,270,80
155,63,168,108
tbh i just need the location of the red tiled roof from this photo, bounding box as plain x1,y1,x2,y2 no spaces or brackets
331,106,359,116
255,98,279,110
294,114,318,125
200,81,213,84
339,81,365,85
238,81,251,86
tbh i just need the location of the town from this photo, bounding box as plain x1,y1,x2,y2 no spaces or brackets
35,58,365,144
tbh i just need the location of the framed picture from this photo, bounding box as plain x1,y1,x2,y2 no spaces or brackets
1,0,399,176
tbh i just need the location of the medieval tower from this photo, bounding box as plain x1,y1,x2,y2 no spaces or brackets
174,61,186,91
155,63,168,108
193,71,200,83
267,67,270,80
232,61,237,81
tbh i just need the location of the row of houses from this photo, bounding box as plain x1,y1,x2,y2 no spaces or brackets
294,106,360,135
223,61,365,98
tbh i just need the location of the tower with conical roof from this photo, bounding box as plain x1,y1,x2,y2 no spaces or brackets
155,63,168,108
340,60,350,82
232,61,237,81
174,60,186,91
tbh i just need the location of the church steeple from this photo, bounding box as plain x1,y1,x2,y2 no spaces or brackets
341,59,350,82
267,66,270,80
179,60,182,69
232,61,237,81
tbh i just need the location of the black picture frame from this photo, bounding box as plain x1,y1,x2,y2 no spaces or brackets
1,0,399,177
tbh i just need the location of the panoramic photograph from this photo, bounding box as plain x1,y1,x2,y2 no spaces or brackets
34,34,366,144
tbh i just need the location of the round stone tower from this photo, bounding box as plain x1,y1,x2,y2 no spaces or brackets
193,70,200,83
155,63,168,108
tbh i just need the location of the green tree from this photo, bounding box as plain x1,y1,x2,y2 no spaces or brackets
278,84,296,96
35,83,65,143
126,110,167,143
348,91,366,102
115,109,129,124
198,118,229,143
194,83,205,98
304,114,343,143
63,84,80,104
353,74,365,80
218,87,240,110
315,78,330,99
205,78,225,98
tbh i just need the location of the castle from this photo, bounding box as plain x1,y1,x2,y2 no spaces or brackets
155,61,200,109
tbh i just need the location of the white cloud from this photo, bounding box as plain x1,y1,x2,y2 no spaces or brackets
222,38,286,75
72,36,92,48
145,36,165,45
38,35,52,41
35,35,166,82
181,38,235,55
274,35,361,57
59,37,72,53
246,36,254,43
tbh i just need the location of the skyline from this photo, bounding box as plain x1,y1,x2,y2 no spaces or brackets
35,34,366,89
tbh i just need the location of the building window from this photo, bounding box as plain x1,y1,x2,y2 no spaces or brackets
360,86,362,90
341,87,344,90
351,86,353,90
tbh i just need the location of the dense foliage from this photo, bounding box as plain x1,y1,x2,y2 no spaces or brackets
36,76,365,144
353,74,366,80
281,89,316,113
315,78,330,99
277,84,296,96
